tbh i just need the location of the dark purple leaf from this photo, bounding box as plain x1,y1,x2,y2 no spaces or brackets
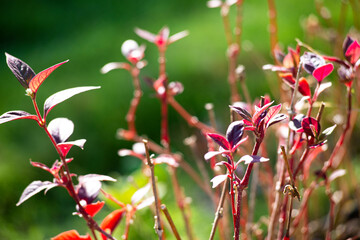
29,60,68,94
0,111,38,124
43,86,100,119
5,53,36,88
208,133,230,150
16,180,59,206
226,121,244,149
47,118,74,144
229,104,252,122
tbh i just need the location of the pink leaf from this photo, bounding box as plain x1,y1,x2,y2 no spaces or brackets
210,174,228,188
153,154,179,167
44,86,100,119
100,209,125,240
52,230,92,240
29,60,68,94
312,63,334,82
207,133,230,150
17,180,59,206
0,111,38,124
345,40,360,65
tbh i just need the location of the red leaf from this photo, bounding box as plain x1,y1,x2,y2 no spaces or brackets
252,101,273,124
207,133,230,150
100,209,125,240
298,77,311,97
58,139,86,157
279,72,295,85
345,40,360,65
51,230,92,240
84,201,105,217
301,117,320,138
29,60,69,94
264,104,281,127
312,63,334,83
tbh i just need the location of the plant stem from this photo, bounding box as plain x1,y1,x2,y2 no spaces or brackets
144,139,163,240
161,204,181,240
168,96,214,133
126,66,142,137
209,176,229,240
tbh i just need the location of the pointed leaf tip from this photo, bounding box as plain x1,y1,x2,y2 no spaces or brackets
44,86,100,118
5,53,36,88
17,180,58,206
29,60,69,94
51,230,92,240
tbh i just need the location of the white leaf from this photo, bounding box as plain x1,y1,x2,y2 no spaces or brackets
204,151,222,160
131,183,151,205
328,169,346,182
47,118,74,144
210,174,228,188
238,155,269,165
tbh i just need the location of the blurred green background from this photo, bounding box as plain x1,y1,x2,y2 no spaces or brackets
0,0,357,239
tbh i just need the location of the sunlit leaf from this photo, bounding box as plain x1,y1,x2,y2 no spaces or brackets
226,121,244,149
44,86,100,118
29,60,69,94
16,180,59,206
168,30,189,44
312,63,334,83
237,155,269,165
51,230,92,240
47,118,74,144
328,169,346,182
345,38,360,64
58,139,86,157
100,209,125,240
0,111,38,124
131,183,151,205
135,27,156,43
83,201,104,217
5,53,36,88
210,174,227,188
229,104,252,122
208,133,230,150
136,196,155,210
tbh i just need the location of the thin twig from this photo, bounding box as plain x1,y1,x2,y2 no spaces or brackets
161,204,181,240
209,176,229,240
143,139,163,240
